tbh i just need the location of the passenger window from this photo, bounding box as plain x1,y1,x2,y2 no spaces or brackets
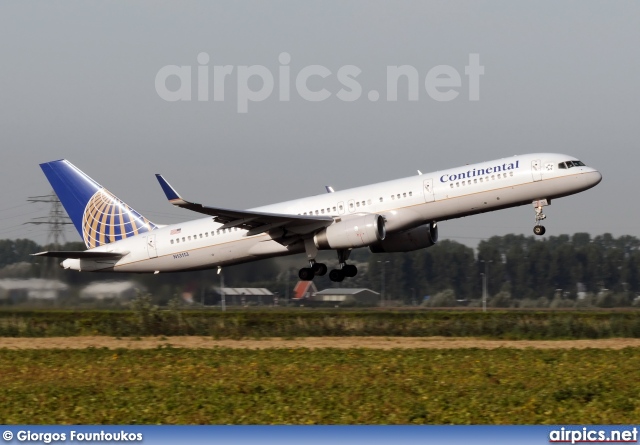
450,184,454,188
379,197,383,202
356,202,360,207
199,234,203,238
474,179,477,183
509,172,513,176
491,175,495,180
321,209,325,213
391,195,395,200
188,236,192,241
456,182,460,187
182,237,185,242
339,205,343,210
171,239,174,244
315,210,319,215
480,178,483,182
409,191,412,196
332,206,336,212
397,194,400,199
462,181,465,186
403,193,406,198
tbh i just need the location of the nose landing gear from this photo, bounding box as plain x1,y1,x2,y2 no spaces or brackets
533,225,546,236
532,199,549,236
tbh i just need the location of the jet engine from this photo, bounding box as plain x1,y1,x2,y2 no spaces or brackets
369,222,438,253
314,214,386,250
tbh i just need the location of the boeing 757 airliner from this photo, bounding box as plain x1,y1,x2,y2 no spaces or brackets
34,154,601,282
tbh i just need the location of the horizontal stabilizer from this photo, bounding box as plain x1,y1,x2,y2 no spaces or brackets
32,251,128,259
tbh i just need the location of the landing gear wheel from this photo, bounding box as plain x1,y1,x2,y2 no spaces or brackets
312,262,328,276
532,200,548,237
329,269,345,282
533,225,546,236
298,267,315,281
342,264,358,278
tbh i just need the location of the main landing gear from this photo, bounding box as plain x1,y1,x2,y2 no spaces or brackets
327,249,358,282
298,249,358,282
328,263,357,283
532,199,549,236
298,260,328,281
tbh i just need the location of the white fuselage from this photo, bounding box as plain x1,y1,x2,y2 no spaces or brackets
62,153,602,273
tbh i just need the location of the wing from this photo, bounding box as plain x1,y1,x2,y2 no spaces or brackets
155,175,333,237
32,251,128,259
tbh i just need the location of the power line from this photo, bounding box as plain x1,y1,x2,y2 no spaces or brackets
25,192,74,278
25,193,73,248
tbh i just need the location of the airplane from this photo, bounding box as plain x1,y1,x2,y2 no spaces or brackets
33,153,601,282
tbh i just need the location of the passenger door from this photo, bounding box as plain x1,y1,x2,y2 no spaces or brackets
146,234,158,259
423,178,435,202
531,159,542,182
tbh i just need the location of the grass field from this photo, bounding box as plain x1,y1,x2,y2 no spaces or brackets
2,309,640,339
1,346,639,424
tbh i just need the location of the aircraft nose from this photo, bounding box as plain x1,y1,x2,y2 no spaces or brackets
585,170,602,188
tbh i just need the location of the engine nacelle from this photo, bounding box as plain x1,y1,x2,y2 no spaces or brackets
369,222,438,253
314,214,386,250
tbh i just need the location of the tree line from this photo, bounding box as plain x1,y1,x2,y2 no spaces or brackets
360,233,640,306
1,233,639,306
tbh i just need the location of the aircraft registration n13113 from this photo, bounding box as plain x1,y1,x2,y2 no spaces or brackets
34,154,601,282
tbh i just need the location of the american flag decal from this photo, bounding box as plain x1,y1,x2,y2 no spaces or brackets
170,228,181,235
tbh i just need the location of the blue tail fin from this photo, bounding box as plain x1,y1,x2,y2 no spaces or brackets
40,160,158,249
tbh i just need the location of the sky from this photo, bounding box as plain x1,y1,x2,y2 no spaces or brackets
0,1,639,248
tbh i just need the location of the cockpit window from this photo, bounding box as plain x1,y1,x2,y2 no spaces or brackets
559,160,586,169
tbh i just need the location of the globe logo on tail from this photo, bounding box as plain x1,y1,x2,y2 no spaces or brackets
82,189,157,249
